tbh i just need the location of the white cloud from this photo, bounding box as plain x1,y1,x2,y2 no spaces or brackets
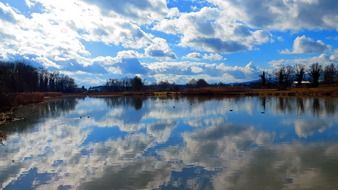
270,49,338,68
0,0,180,86
82,0,169,24
202,53,224,61
145,61,260,84
153,7,270,53
185,52,203,60
1,0,337,86
0,1,173,68
281,35,330,54
207,0,338,30
184,52,224,61
92,54,148,76
144,38,176,59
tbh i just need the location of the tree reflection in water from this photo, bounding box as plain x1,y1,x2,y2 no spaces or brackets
0,96,337,190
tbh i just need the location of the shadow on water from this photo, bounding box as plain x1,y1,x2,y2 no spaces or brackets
0,97,79,134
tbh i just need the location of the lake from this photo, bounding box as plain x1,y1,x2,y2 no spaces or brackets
0,96,338,190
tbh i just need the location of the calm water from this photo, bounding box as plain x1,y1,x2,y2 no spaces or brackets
0,96,338,190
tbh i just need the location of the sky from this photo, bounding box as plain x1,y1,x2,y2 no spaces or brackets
0,0,338,86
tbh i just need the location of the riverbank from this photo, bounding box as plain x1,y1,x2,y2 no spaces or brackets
1,86,337,125
0,92,63,125
87,86,338,97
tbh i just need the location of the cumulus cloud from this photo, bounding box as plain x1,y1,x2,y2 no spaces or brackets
92,53,148,76
185,52,203,59
82,0,169,24
184,52,224,61
145,61,260,84
1,0,337,86
144,38,176,59
270,49,338,68
281,35,330,54
0,2,90,67
153,7,270,53
190,38,248,52
207,0,338,30
0,1,172,65
203,53,224,61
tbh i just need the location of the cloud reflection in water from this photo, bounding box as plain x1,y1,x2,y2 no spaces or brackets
0,97,337,190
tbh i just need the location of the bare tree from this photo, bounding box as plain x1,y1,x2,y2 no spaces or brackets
285,65,294,86
309,63,322,87
276,66,286,89
323,63,336,84
0,61,77,93
260,71,267,86
295,64,305,86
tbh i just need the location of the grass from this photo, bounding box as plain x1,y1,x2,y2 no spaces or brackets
0,92,63,111
86,86,338,97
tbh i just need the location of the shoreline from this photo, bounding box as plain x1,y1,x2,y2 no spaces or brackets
85,86,338,97
1,86,337,126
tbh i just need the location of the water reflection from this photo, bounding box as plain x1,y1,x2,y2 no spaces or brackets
260,96,266,112
0,97,78,133
0,97,337,190
297,98,305,114
325,98,336,115
103,96,145,111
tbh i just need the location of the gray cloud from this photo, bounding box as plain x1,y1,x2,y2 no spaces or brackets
153,7,270,53
82,0,168,23
191,38,248,52
115,58,148,74
146,49,176,59
61,60,108,74
184,52,224,61
209,0,338,30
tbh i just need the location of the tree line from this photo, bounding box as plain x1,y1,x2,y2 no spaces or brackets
99,63,336,93
97,76,214,92
0,61,78,93
88,76,145,92
260,63,337,88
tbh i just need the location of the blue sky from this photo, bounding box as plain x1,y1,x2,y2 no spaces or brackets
0,0,338,86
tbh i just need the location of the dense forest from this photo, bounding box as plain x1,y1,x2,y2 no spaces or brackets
0,61,77,93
